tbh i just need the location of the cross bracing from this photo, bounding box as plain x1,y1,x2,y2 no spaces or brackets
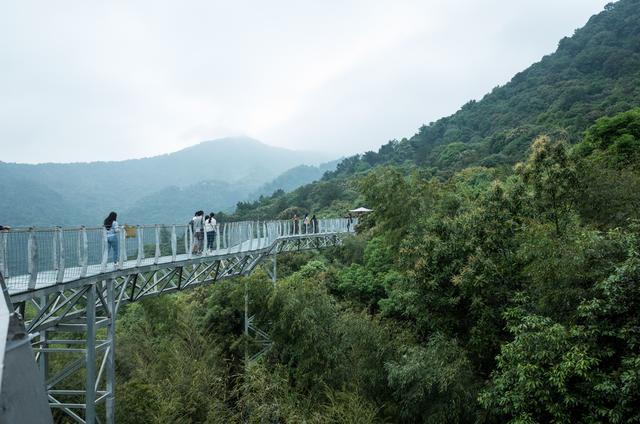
0,218,355,424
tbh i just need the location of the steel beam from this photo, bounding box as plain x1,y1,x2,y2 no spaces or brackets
85,284,96,423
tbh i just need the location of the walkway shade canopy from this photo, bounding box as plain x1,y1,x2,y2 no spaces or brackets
349,207,373,213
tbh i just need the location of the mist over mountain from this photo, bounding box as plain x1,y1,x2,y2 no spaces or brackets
121,160,339,224
251,160,341,198
0,137,334,226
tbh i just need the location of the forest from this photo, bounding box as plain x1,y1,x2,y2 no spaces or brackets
110,108,640,423
107,1,640,423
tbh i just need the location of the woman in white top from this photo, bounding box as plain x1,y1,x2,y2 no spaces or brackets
104,211,119,264
205,213,217,251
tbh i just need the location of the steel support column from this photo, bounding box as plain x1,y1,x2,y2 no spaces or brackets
106,278,115,424
272,253,277,286
85,284,96,423
38,294,49,384
244,280,249,364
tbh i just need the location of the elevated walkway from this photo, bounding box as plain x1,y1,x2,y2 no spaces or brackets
0,218,355,423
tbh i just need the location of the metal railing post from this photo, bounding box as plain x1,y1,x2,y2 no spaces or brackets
154,225,160,264
240,222,245,252
28,228,38,289
56,228,65,282
136,226,144,267
216,224,220,252
255,221,260,249
236,222,240,252
263,222,267,249
52,231,58,276
0,229,7,278
187,226,193,259
118,228,125,268
171,225,177,261
233,223,238,253
100,228,108,272
80,227,88,278
224,223,229,253
203,225,208,255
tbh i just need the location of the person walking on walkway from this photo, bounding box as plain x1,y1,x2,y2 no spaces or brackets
104,212,120,265
190,211,205,254
292,214,300,234
303,214,310,234
205,213,217,251
311,214,318,233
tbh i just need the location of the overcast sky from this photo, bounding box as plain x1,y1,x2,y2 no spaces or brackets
0,0,610,164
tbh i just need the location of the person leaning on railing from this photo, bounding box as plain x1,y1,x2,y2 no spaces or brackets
104,212,120,265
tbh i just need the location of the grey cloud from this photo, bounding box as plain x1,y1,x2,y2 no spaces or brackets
0,0,610,163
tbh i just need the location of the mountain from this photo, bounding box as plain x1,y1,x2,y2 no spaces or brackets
0,137,333,227
122,180,250,224
320,0,640,178
251,160,341,198
121,160,341,224
231,0,640,219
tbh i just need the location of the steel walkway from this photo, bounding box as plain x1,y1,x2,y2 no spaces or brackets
0,218,355,424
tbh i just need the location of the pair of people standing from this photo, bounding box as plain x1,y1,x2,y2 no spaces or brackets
300,213,318,233
190,211,217,254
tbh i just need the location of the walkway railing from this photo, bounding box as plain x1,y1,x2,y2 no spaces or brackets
1,218,355,294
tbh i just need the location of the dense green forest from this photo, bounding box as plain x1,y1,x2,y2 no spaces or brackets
106,1,640,423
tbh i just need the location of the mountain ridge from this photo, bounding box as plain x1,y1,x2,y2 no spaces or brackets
230,0,640,219
0,137,335,226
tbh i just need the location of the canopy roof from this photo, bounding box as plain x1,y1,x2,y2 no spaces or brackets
349,207,373,213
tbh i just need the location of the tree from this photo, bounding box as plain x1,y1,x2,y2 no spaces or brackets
516,136,578,236
482,231,640,423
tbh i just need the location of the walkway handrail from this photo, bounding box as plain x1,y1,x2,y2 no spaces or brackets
1,218,356,295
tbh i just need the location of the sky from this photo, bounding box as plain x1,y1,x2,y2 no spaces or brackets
0,0,610,164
